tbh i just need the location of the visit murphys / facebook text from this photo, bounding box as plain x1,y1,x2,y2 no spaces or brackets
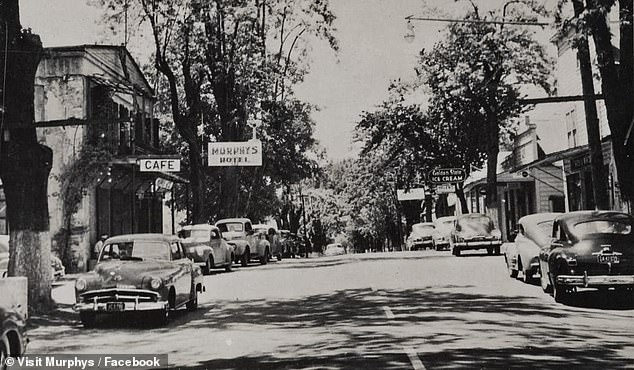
3,354,167,370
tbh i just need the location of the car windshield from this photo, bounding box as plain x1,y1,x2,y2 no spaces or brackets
99,240,170,262
412,224,434,234
573,220,632,236
458,215,493,234
180,229,209,238
217,222,244,233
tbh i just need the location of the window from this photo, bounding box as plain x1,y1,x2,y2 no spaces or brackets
170,242,182,260
565,110,578,148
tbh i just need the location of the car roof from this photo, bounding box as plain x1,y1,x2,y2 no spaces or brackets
215,218,251,224
555,210,632,225
105,233,179,243
518,212,562,227
181,224,219,231
413,222,435,227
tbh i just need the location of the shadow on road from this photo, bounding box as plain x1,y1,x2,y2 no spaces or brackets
29,284,633,369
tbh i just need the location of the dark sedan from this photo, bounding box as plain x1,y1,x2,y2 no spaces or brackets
540,211,634,303
73,234,204,327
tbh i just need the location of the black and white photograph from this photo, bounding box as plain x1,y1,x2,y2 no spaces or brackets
1,0,633,368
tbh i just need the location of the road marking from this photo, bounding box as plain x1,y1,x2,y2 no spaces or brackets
403,346,426,370
382,305,395,319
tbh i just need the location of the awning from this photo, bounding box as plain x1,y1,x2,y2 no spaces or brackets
465,170,533,192
512,145,589,172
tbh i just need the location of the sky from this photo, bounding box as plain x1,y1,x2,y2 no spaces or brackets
19,0,557,161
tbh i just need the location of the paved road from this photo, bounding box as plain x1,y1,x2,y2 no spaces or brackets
29,251,634,369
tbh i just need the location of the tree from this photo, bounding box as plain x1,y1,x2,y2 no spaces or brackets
418,1,553,212
559,0,634,201
0,0,54,312
93,0,337,222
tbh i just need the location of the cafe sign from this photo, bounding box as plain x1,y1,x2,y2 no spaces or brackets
208,140,262,167
139,158,181,172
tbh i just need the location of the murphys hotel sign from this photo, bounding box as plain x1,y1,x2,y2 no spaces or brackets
208,140,262,166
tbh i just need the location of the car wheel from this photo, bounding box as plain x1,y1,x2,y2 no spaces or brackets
241,249,250,267
202,257,212,275
487,247,493,255
553,279,569,303
494,246,501,255
260,248,270,265
453,248,461,257
1,336,9,368
225,256,233,272
506,256,518,278
277,253,282,261
154,308,169,326
522,269,534,284
540,270,552,293
186,291,198,312
79,312,96,328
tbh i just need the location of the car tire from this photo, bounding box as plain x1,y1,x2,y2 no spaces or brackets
277,254,282,261
241,249,250,267
260,248,270,265
506,257,518,278
225,257,233,272
494,246,501,255
522,269,534,284
487,247,493,255
453,248,461,257
1,336,9,368
553,280,569,303
186,291,198,312
202,257,212,275
154,308,169,326
540,269,552,293
79,312,96,328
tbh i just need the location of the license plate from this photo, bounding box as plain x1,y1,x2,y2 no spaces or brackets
106,302,125,312
597,254,620,264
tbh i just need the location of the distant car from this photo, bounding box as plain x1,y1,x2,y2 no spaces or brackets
1,235,65,280
540,211,634,303
73,234,204,327
216,218,271,265
279,230,295,258
450,213,502,256
432,216,456,251
324,243,346,256
179,224,234,274
504,213,561,283
407,223,435,250
253,224,283,261
1,306,28,365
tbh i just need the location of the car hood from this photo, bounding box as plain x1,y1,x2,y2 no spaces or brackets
89,259,181,289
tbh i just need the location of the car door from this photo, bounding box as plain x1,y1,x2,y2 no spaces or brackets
244,221,256,251
209,228,226,265
539,221,557,278
171,241,192,306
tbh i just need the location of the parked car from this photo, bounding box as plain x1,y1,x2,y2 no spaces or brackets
324,243,346,256
504,213,561,283
73,234,204,327
407,222,435,250
1,306,28,365
432,216,456,251
216,218,271,265
253,224,283,261
540,211,634,303
179,224,234,274
1,235,65,280
279,230,295,258
450,213,502,256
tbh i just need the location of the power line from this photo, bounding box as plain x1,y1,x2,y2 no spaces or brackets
405,15,550,27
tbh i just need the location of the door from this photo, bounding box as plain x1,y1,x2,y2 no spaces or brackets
171,241,192,306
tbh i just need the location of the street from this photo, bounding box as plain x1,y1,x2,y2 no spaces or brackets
28,251,634,369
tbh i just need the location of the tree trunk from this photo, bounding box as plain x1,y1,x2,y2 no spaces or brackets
485,115,499,209
0,3,54,312
586,0,634,200
455,183,469,214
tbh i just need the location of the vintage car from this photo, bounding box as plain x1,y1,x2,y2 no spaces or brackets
1,306,27,365
73,234,204,327
179,224,234,274
216,218,271,265
432,216,456,251
504,213,561,283
1,235,65,280
279,230,294,258
540,211,634,303
450,213,502,256
253,224,283,261
324,243,346,256
407,222,435,250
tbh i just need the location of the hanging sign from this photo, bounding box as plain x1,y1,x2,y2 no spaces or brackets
429,168,466,183
139,158,181,172
208,139,262,167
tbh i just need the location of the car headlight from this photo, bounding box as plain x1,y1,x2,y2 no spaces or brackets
75,278,87,291
150,277,162,290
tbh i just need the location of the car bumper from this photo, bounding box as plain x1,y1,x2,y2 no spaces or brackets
556,272,634,287
74,300,169,313
454,240,501,249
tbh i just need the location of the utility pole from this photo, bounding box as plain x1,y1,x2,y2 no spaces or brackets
572,0,610,210
298,185,309,258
